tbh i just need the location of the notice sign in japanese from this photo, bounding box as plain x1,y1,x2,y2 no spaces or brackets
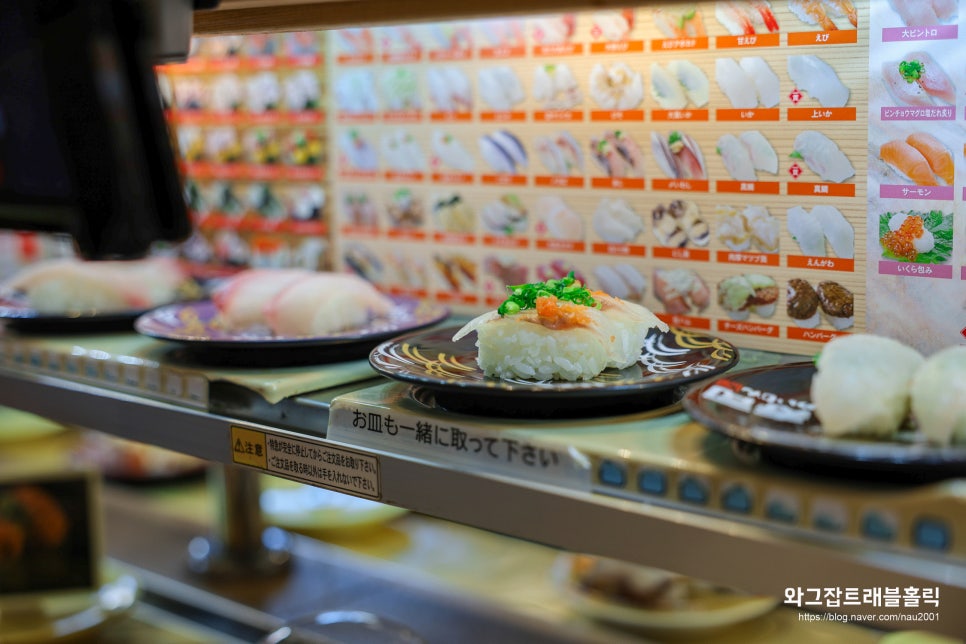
327,398,588,490
230,424,381,499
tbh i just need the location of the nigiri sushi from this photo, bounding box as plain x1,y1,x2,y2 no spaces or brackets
667,60,710,107
792,131,855,183
717,134,757,181
786,205,827,256
910,346,966,445
650,63,688,110
903,52,955,105
811,205,854,259
452,272,668,381
212,269,393,336
880,139,938,186
787,55,849,108
715,58,758,109
739,130,778,174
0,257,193,315
811,334,924,438
739,57,780,108
905,132,953,185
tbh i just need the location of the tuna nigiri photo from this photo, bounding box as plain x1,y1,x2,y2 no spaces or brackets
882,52,955,106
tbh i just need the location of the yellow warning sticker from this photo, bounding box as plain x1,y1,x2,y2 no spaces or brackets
231,425,267,469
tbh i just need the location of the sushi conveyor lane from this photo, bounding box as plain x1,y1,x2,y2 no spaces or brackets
0,362,965,638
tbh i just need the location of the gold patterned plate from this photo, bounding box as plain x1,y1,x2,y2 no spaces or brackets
369,325,738,418
135,298,449,366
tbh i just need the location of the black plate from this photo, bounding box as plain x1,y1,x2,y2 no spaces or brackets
369,325,738,418
683,363,966,480
0,301,147,334
135,297,450,366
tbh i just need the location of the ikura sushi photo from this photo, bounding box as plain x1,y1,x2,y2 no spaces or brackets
879,209,952,264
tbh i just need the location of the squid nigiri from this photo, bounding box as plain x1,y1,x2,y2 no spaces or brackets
880,139,939,186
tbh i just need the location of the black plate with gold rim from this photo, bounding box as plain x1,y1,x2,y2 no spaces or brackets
369,325,738,418
683,363,966,480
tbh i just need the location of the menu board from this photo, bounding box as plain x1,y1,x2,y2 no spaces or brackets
328,4,875,355
866,0,965,355
159,32,331,272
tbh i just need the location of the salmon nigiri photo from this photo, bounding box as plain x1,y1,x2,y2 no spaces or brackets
879,132,954,186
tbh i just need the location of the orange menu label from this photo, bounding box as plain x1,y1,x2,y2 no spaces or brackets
429,49,472,61
717,320,781,337
787,30,858,46
656,313,711,330
716,251,780,266
337,54,375,65
590,41,645,54
479,46,526,59
433,232,476,245
787,327,851,342
533,43,584,56
590,110,645,121
387,229,427,242
431,172,474,184
437,291,479,305
430,111,473,122
591,177,645,190
337,112,377,124
786,256,856,272
534,176,585,188
651,247,711,262
651,109,710,122
385,171,425,182
533,110,583,122
650,37,710,51
481,174,527,186
716,108,780,121
715,33,780,48
480,111,527,122
787,107,857,121
590,243,646,257
383,110,422,123
341,225,379,237
716,180,781,194
483,235,530,249
787,182,856,197
536,239,586,253
651,178,710,192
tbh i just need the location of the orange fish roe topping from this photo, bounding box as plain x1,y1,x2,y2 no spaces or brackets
882,215,924,262
535,295,594,329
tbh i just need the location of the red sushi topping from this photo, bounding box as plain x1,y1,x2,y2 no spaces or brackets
881,216,924,262
535,295,593,329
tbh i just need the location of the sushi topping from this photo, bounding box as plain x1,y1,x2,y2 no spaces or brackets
898,60,924,83
881,215,924,261
497,271,598,317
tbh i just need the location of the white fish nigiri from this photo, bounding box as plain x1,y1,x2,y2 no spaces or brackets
812,334,924,438
739,56,780,108
536,196,583,239
212,268,310,329
432,130,475,172
792,131,855,183
717,134,757,181
788,55,850,108
650,63,688,110
910,346,966,445
811,205,854,259
667,60,709,108
715,58,758,109
266,272,393,337
739,130,778,174
786,206,826,256
477,66,525,111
